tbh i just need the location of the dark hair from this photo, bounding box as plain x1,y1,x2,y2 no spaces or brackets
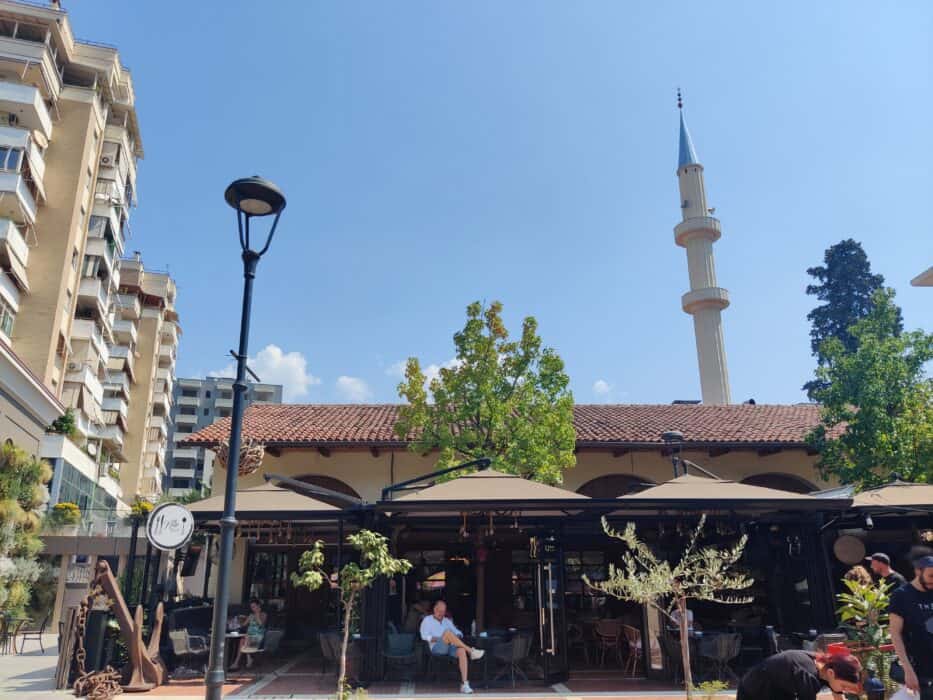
249,598,262,608
816,653,862,683
432,599,446,610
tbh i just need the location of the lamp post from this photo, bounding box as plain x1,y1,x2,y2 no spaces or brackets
205,176,286,700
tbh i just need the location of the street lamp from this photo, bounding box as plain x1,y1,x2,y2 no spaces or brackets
205,176,286,700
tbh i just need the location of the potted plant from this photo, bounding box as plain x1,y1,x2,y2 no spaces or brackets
49,502,81,535
836,578,896,699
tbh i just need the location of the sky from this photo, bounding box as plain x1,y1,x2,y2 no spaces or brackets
69,1,932,404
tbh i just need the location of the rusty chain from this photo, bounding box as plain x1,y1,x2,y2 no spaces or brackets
72,585,123,700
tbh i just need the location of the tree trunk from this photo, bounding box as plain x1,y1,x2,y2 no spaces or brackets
677,597,694,700
337,591,356,700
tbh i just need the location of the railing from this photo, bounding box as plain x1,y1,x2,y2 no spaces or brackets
104,370,130,396
0,218,28,267
94,179,123,205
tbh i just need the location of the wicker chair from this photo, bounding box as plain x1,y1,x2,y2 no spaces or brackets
594,619,624,667
621,624,643,677
383,632,418,680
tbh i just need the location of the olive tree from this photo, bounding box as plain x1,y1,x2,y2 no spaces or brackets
292,530,411,698
584,515,753,699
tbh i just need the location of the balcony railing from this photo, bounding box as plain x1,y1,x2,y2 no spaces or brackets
116,293,140,319
0,218,28,270
94,179,124,206
174,413,197,425
104,370,130,397
112,318,137,345
78,277,110,315
155,368,174,394
102,396,128,420
0,171,37,223
0,81,53,139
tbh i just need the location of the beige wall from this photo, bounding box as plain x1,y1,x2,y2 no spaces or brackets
214,445,828,504
120,310,160,497
0,389,45,454
13,95,101,390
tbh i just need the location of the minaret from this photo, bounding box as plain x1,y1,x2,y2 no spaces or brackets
674,91,732,404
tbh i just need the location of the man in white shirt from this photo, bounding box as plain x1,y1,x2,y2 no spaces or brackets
419,600,484,694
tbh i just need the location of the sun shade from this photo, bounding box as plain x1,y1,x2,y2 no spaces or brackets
188,482,340,519
394,469,588,502
852,481,933,509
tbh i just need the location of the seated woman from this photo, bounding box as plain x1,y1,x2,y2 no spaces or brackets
230,598,267,670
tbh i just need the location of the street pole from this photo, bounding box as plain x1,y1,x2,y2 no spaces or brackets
204,252,258,699
204,176,285,700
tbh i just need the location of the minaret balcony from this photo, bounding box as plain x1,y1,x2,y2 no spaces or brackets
681,287,730,314
674,216,721,247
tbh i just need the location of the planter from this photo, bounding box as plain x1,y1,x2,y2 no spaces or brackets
57,524,79,536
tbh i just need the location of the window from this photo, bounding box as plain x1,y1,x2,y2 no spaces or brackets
205,390,211,399
82,255,100,278
0,146,23,171
71,248,79,270
203,408,209,416
0,298,14,337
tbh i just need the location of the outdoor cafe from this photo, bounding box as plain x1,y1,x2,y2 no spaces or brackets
161,463,864,692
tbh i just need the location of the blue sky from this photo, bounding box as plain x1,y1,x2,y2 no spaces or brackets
71,1,931,404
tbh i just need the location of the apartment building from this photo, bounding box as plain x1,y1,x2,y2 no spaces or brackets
167,377,282,496
0,2,179,519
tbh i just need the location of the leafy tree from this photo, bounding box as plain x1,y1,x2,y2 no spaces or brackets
807,289,933,487
585,515,753,699
292,530,411,698
804,239,901,399
394,301,576,484
0,443,52,616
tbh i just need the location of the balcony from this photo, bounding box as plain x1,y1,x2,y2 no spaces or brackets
0,218,28,289
102,396,128,421
158,343,175,362
152,390,171,415
155,368,174,394
177,394,198,406
116,293,140,319
0,266,19,311
112,318,137,345
98,423,125,452
149,415,168,438
108,344,135,380
172,467,196,479
70,319,108,364
85,235,117,276
175,413,197,425
173,447,199,460
77,277,111,319
104,371,130,398
0,171,37,224
214,397,233,409
0,81,53,140
160,321,178,345
64,363,104,404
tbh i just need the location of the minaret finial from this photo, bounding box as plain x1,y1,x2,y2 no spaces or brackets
677,88,683,110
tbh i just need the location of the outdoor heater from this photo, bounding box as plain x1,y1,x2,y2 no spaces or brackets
205,176,286,700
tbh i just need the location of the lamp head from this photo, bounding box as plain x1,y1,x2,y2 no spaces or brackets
661,430,684,444
225,176,286,217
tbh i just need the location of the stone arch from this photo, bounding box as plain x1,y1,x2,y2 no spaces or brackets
576,474,656,498
294,474,362,500
740,472,816,494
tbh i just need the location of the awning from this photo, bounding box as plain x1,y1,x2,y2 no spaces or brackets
615,473,852,512
852,480,933,511
188,482,343,521
380,468,590,515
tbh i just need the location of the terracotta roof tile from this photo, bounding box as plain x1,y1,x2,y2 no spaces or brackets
183,403,826,449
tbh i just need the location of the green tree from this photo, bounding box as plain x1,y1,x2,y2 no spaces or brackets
804,239,901,399
292,530,411,699
394,301,576,484
807,289,933,487
585,515,753,700
0,443,52,616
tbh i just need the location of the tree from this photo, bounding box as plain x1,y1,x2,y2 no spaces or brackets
807,288,933,487
584,515,753,699
804,239,901,399
292,530,411,698
0,443,52,616
394,301,576,485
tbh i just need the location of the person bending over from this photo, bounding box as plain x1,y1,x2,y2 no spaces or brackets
736,650,862,700
419,600,484,694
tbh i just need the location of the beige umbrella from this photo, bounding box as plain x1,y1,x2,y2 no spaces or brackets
852,480,933,510
189,482,340,520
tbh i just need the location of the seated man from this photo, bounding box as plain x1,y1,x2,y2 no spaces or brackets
419,600,484,694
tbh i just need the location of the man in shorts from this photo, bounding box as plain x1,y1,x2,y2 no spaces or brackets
419,600,484,693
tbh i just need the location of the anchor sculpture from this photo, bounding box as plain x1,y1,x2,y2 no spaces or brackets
72,560,166,698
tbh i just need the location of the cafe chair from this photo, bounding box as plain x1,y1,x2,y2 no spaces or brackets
425,646,461,682
621,624,643,677
699,633,742,682
492,632,533,687
383,632,418,680
169,629,209,673
242,629,284,668
17,614,49,654
814,633,846,652
658,634,684,685
594,619,624,667
567,623,590,666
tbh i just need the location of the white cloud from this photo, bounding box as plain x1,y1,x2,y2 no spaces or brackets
593,379,612,396
385,360,407,378
335,376,374,403
423,358,461,386
209,344,320,402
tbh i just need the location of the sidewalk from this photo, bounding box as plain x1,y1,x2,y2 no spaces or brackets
0,634,69,700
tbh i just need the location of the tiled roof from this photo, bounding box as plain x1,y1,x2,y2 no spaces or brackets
183,403,826,449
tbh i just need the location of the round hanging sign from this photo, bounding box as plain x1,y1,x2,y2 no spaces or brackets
146,502,195,552
832,534,866,565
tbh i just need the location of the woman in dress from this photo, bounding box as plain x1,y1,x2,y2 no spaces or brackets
230,598,268,670
736,650,862,700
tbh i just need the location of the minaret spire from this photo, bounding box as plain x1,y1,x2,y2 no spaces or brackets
673,94,732,404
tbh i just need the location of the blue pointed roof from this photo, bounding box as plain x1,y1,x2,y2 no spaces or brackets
678,111,699,168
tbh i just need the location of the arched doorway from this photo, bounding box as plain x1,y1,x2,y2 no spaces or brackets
293,474,362,499
740,472,816,494
576,474,656,498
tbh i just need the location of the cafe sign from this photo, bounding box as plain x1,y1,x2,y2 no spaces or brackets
146,502,195,552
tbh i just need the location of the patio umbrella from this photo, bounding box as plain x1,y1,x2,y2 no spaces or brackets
188,482,341,521
616,473,851,512
852,480,933,511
